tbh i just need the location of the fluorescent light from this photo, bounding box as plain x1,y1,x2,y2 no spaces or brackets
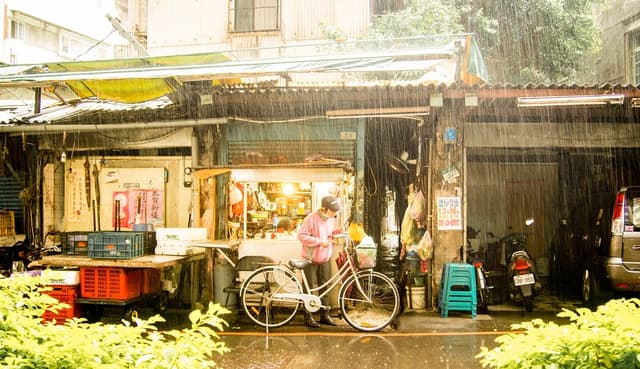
326,106,429,119
517,94,624,107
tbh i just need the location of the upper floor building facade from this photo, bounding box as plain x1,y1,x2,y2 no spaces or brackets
0,0,133,65
145,0,374,59
582,0,640,84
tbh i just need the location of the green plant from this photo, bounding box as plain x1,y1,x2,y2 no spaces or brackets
476,298,640,369
0,274,230,369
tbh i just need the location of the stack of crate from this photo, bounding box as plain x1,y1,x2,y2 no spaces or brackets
59,231,160,312
80,267,143,300
41,269,82,324
0,210,15,237
88,231,155,259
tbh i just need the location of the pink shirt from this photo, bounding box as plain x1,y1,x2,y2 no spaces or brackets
297,210,336,264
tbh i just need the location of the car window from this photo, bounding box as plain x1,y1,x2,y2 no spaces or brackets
624,190,640,230
632,197,640,228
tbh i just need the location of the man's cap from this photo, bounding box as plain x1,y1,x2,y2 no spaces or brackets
321,196,341,212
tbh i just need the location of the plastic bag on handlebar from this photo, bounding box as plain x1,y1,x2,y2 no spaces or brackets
348,223,366,243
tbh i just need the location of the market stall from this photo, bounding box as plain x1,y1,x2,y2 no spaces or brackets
228,166,352,263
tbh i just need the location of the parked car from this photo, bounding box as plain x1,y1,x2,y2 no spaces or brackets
552,186,640,304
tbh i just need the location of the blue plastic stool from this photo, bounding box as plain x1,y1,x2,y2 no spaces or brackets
438,263,477,318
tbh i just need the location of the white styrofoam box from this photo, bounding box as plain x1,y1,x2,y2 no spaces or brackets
155,228,207,241
156,239,192,248
155,245,203,256
41,269,80,285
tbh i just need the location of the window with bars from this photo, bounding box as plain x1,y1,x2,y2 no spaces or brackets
10,20,26,41
229,0,280,32
631,31,640,84
634,47,640,85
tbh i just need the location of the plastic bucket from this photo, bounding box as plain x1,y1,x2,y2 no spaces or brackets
407,288,426,309
405,250,421,275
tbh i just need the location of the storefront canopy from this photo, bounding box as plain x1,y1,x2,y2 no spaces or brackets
0,34,488,107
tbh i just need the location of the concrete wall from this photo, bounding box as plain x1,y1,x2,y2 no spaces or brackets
581,0,640,84
146,0,371,56
43,156,192,234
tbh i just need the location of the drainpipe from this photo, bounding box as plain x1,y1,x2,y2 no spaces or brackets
2,117,229,135
34,87,41,114
54,162,65,231
191,129,199,168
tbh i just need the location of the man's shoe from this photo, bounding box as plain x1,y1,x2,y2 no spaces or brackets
305,313,320,328
319,312,337,326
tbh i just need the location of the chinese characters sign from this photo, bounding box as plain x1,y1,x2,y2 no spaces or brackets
437,196,462,230
113,189,164,228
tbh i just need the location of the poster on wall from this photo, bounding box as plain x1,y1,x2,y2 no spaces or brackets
113,189,164,229
437,196,462,230
63,162,167,231
103,168,166,229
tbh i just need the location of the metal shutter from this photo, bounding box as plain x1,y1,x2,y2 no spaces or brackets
0,176,22,233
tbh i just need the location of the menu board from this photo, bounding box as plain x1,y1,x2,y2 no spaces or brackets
436,196,462,230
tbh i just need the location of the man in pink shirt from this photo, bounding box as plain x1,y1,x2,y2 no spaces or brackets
297,195,341,327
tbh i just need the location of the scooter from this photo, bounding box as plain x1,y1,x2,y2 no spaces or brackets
502,219,541,312
469,250,492,314
461,230,492,314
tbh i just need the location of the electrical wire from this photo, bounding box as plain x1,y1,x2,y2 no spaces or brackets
74,28,117,61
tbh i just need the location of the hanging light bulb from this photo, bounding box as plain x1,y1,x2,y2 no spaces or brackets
282,183,295,196
60,152,66,162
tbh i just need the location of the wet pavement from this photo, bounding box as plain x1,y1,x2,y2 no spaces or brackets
210,294,582,369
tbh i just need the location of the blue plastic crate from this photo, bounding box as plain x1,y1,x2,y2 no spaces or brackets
88,232,147,259
61,231,90,255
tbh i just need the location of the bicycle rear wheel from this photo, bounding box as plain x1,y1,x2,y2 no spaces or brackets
338,270,400,332
239,265,302,329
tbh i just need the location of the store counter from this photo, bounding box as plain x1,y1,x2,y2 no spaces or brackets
238,238,301,264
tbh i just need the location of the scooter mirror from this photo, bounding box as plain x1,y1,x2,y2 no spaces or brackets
525,218,535,226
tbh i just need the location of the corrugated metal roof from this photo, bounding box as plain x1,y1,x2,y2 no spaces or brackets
1,83,639,127
0,96,173,125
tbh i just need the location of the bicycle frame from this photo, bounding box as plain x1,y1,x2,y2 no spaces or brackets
239,233,400,332
273,236,371,312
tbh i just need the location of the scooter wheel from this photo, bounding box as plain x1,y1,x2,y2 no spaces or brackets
523,296,533,312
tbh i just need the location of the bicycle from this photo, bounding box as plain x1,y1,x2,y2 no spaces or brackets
238,233,400,332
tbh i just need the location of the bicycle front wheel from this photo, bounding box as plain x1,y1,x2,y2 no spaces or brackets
239,265,302,329
338,270,400,332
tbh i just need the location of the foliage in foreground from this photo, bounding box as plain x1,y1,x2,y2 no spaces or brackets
0,274,230,369
476,298,640,369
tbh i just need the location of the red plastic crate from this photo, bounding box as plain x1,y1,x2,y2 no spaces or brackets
80,267,142,300
141,268,161,294
42,285,81,324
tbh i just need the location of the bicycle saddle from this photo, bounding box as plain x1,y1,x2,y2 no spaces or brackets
289,259,312,269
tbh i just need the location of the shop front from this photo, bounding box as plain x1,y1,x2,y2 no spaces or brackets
228,166,352,264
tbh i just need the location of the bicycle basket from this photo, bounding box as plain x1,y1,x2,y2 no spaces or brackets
355,238,377,269
273,267,300,293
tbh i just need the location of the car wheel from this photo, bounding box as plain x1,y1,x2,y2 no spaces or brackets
582,268,600,307
582,269,591,303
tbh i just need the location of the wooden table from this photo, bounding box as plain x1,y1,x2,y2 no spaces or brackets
30,252,204,269
30,252,206,309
